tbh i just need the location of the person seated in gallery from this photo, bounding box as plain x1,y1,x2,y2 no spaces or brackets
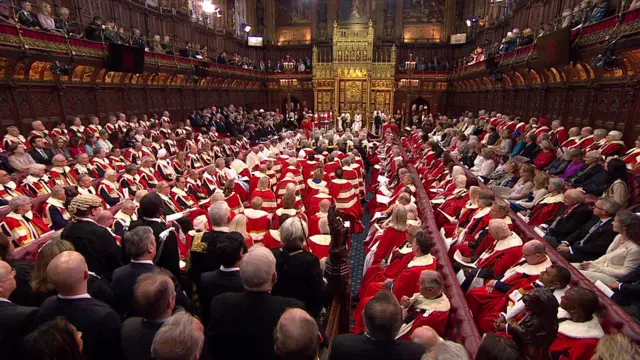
555,198,620,263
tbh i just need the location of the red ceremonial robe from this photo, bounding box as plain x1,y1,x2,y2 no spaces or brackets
308,213,327,237
622,147,640,169
307,194,333,219
171,187,196,212
449,207,492,257
304,179,328,205
48,166,76,187
0,211,51,246
434,188,469,227
370,227,408,268
527,193,565,226
397,294,451,340
474,232,524,279
272,208,307,230
275,178,299,197
22,175,52,197
352,254,438,334
533,149,555,170
466,256,552,334
260,229,282,249
549,316,604,360
244,208,271,240
561,137,581,149
43,197,70,228
328,179,364,233
71,164,99,182
0,181,25,201
550,127,569,147
280,166,304,190
139,167,159,189
600,141,627,158
225,192,244,213
250,189,277,215
308,234,331,259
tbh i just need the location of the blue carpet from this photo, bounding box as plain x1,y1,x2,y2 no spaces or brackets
349,170,375,295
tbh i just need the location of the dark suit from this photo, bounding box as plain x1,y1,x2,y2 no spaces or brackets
199,268,243,324
272,247,325,318
207,291,305,360
570,164,607,196
329,333,426,360
128,218,181,279
28,147,54,165
0,301,38,359
188,230,244,283
61,219,122,280
544,204,594,246
562,217,617,262
121,317,164,360
111,261,190,317
17,10,40,28
38,296,123,360
613,266,640,320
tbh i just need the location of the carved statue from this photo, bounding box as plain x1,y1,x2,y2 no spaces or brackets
324,204,351,332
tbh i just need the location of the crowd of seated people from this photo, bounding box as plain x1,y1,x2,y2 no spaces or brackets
399,110,640,358
399,56,451,72
0,103,427,360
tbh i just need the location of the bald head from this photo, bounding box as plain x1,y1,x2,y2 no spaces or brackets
523,240,547,264
319,199,330,212
240,247,276,292
47,251,89,296
411,326,440,352
488,219,511,240
564,189,584,206
275,308,320,360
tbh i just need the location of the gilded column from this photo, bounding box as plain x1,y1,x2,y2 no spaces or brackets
443,0,457,42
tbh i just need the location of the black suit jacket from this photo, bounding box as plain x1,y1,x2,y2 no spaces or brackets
199,269,244,324
61,219,122,280
38,296,123,360
28,147,54,165
562,217,617,262
128,219,181,279
188,230,244,283
207,291,305,360
546,204,594,242
571,164,607,195
614,266,640,309
0,301,38,359
111,261,190,317
329,333,426,360
272,247,325,318
121,317,164,360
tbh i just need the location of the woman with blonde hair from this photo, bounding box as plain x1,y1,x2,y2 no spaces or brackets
591,334,640,360
510,172,550,212
365,206,408,272
37,2,60,33
506,164,536,200
228,214,253,248
29,239,113,307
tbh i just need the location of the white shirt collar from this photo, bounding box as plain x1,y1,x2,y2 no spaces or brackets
131,260,155,265
214,226,230,232
143,217,163,223
58,294,91,300
220,266,240,272
0,297,10,303
77,218,97,224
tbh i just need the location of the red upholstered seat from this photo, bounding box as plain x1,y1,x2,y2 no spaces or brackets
396,141,482,358
12,230,63,262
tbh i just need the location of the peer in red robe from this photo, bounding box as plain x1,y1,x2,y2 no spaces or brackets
243,206,270,240
533,148,555,170
48,165,76,187
549,126,569,147
250,186,277,216
260,229,282,249
0,210,51,247
328,176,363,233
527,192,565,226
0,180,26,202
549,287,605,360
600,140,627,158
466,252,552,334
622,143,640,169
434,187,469,227
308,233,331,260
397,293,450,340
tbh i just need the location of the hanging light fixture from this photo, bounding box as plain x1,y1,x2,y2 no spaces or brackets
202,1,216,14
